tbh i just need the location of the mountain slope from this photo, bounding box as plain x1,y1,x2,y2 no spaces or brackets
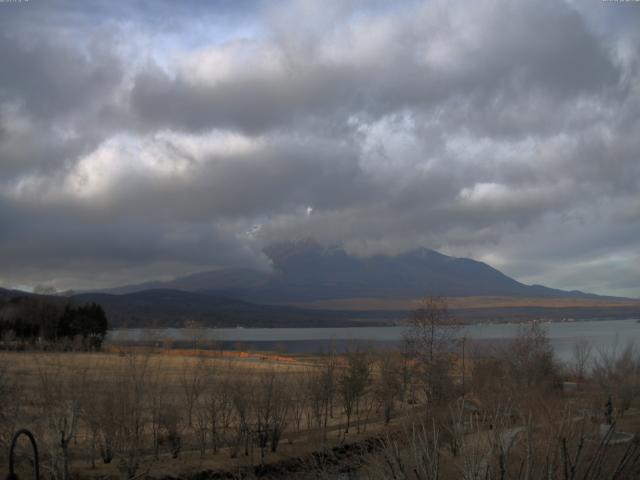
107,268,271,295
107,240,606,303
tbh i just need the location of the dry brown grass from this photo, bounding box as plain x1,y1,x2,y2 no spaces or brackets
0,349,309,387
7,345,640,480
103,345,305,367
288,295,640,311
0,349,410,479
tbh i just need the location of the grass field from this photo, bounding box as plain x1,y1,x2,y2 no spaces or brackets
288,295,640,311
0,348,412,479
4,337,640,479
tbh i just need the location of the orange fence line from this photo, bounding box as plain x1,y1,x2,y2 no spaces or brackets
104,344,298,363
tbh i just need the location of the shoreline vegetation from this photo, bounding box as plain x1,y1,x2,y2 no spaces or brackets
2,298,640,478
3,286,639,330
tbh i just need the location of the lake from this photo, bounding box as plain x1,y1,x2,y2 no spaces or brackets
107,318,640,362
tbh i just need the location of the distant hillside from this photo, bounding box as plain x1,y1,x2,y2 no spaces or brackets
107,239,609,304
0,288,22,301
72,289,364,328
1,287,372,329
7,239,631,329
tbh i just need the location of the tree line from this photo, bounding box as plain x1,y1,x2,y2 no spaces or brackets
0,295,108,349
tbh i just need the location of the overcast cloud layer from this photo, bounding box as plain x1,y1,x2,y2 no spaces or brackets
0,0,639,296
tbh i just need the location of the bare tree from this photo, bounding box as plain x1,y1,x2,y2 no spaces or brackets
34,358,83,480
95,383,118,465
366,423,441,480
288,372,309,435
147,360,167,461
251,369,290,463
194,384,210,458
308,353,337,443
571,338,593,382
504,322,559,390
179,357,207,429
404,296,458,403
592,340,640,416
159,403,183,459
230,375,251,458
77,360,108,469
338,348,372,433
207,363,235,454
375,353,403,425
470,356,510,414
0,364,22,450
112,353,151,478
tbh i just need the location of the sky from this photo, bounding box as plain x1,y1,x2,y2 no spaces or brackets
0,0,639,297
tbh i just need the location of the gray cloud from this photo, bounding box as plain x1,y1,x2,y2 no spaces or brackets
130,0,619,135
0,0,638,296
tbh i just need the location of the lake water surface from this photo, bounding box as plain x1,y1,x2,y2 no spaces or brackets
108,318,640,362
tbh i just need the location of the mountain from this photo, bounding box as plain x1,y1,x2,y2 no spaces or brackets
0,287,23,299
108,239,607,303
4,244,638,329
108,268,272,295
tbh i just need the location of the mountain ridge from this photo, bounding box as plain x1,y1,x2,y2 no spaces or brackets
104,240,616,302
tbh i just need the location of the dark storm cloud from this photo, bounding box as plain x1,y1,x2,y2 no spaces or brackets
0,0,639,295
0,26,131,187
130,0,618,135
80,134,366,219
0,35,122,120
0,197,271,288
